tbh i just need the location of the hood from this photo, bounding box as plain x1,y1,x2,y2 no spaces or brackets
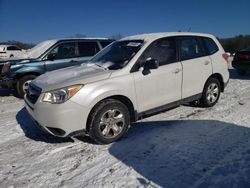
32,63,112,92
0,58,35,65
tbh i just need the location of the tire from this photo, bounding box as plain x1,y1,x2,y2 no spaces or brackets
237,69,247,76
88,99,130,144
201,78,221,107
16,75,37,98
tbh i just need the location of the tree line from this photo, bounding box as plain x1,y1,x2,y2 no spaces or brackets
219,35,250,53
1,34,249,53
0,40,34,49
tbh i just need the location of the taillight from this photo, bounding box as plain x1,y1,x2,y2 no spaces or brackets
222,53,229,62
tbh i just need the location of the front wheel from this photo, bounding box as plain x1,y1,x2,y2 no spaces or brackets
16,75,37,98
88,99,130,144
201,78,221,107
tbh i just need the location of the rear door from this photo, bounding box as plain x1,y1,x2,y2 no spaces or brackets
178,36,213,99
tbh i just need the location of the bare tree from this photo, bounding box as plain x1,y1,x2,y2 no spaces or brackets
69,33,87,38
109,33,123,40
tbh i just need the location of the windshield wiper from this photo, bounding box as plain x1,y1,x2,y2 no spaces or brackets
92,63,109,70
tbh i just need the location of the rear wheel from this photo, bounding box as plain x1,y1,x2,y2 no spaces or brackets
88,99,130,144
201,78,221,107
16,75,37,98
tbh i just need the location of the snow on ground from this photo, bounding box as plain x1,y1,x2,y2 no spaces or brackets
1,68,250,188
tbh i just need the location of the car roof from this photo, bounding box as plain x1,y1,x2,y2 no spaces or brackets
47,38,114,43
0,44,17,47
121,32,215,42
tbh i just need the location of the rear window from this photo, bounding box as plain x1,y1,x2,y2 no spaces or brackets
78,42,100,57
202,37,219,55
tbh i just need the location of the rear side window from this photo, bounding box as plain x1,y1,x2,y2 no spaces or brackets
138,37,177,66
179,37,204,61
7,46,21,51
78,42,100,57
202,37,219,55
100,41,113,48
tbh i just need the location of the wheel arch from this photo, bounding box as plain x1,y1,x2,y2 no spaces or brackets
206,73,225,92
86,95,136,133
14,71,41,81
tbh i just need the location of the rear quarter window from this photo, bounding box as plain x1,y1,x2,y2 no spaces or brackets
202,37,219,55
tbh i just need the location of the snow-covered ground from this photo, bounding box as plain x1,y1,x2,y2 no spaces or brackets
1,68,250,188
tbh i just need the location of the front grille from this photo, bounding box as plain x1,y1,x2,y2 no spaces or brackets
26,83,42,104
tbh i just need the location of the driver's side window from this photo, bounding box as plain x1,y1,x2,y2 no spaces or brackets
48,42,76,60
137,37,177,68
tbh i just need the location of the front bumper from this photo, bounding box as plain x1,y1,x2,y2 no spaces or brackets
24,94,90,137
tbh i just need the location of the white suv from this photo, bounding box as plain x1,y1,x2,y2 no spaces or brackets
24,32,229,144
0,45,25,59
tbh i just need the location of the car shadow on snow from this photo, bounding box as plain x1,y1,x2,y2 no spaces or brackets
16,107,75,143
16,107,105,144
229,68,250,80
0,87,20,98
0,88,13,96
109,120,250,188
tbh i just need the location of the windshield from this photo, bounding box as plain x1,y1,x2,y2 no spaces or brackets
26,40,57,59
89,40,144,70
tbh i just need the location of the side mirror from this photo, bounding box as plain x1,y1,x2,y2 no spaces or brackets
142,58,159,75
47,53,55,61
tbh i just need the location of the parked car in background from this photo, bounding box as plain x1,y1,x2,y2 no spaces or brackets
24,32,229,144
232,47,250,75
0,45,26,59
0,38,114,97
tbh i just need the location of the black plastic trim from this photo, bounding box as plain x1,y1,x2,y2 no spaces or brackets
136,93,202,120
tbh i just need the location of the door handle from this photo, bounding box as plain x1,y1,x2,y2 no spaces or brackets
204,61,210,65
172,68,181,74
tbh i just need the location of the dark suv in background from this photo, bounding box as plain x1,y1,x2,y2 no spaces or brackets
0,38,114,97
232,47,250,75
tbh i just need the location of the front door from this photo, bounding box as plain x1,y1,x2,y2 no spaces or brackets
45,42,79,71
133,37,182,112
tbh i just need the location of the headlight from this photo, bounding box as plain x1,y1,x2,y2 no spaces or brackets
42,85,82,104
